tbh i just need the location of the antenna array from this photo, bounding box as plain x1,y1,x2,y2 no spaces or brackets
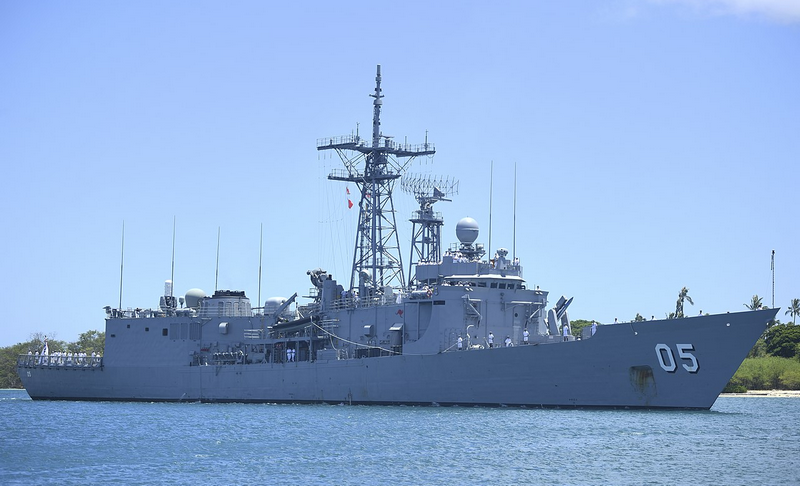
317,65,435,291
401,173,459,288
400,174,459,205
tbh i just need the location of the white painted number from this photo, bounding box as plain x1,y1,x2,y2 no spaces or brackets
655,343,699,374
655,344,676,372
676,344,699,372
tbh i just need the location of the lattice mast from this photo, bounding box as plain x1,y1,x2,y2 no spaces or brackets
401,174,458,288
318,65,435,291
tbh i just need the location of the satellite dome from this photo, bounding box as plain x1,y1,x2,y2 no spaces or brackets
184,288,207,308
264,297,287,315
456,217,479,244
265,297,286,306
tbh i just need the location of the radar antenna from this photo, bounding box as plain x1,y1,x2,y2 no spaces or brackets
317,65,435,291
401,174,459,288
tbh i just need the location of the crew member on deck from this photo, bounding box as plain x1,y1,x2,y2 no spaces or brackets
488,332,494,348
457,336,463,351
504,336,512,347
562,324,570,342
523,328,529,344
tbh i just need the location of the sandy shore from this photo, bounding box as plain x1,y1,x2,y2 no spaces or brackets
720,390,800,398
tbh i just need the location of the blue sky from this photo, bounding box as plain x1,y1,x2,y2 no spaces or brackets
1,0,798,346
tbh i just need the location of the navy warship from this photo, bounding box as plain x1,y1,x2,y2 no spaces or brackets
18,66,777,409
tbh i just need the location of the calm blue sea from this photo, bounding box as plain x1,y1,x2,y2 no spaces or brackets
1,389,798,485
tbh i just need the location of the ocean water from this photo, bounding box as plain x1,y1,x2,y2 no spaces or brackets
1,390,798,486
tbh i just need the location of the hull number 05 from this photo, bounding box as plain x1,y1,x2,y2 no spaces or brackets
655,343,699,373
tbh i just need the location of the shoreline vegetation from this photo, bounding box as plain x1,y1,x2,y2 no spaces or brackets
723,356,800,392
721,390,800,397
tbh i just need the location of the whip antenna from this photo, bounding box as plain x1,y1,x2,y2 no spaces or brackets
215,227,220,291
513,163,517,261
258,223,263,313
171,216,176,290
771,249,775,308
488,161,493,261
119,221,125,310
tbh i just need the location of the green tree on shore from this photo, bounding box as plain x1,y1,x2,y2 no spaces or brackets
568,319,593,338
786,298,800,325
745,295,763,311
0,342,29,388
675,287,693,318
728,356,800,390
765,324,800,358
67,330,105,355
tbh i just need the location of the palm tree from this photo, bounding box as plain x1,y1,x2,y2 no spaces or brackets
675,287,694,318
745,295,763,311
786,298,800,325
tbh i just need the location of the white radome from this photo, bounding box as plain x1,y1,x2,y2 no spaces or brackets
455,217,479,244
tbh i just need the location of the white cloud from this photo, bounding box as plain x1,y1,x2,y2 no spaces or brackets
652,0,800,23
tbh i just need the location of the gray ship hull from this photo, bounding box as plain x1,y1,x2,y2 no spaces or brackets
19,309,774,409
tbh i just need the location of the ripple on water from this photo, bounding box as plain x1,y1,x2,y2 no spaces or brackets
0,393,798,485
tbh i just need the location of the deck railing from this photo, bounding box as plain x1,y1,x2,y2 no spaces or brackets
17,355,103,368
